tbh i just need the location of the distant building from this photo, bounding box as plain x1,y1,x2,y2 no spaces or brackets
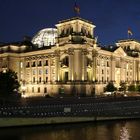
0,17,140,97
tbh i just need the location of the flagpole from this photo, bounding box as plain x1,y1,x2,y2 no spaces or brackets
127,33,129,39
74,0,80,17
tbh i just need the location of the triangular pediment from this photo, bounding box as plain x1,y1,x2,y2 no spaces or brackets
114,47,127,57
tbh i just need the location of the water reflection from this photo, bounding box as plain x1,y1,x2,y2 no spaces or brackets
0,120,140,140
120,126,130,140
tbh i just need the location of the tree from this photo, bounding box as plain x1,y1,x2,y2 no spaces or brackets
0,69,20,98
104,82,117,92
119,82,127,91
128,84,136,91
137,85,140,92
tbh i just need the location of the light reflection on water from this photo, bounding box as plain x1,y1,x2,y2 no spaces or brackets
0,120,140,140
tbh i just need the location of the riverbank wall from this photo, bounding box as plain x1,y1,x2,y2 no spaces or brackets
0,116,140,128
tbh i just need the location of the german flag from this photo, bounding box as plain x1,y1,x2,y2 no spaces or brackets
74,1,80,15
128,28,133,36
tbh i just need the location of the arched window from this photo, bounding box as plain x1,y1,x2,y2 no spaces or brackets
61,56,69,67
87,58,91,67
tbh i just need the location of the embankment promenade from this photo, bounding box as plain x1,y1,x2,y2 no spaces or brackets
0,96,140,127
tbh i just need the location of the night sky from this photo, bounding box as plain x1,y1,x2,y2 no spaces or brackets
0,0,140,45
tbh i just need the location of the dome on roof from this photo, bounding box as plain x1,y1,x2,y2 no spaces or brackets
32,28,58,48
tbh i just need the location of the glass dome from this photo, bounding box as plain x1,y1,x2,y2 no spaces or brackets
32,28,58,48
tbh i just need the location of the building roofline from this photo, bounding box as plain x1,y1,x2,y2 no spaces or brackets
58,17,93,24
117,39,140,44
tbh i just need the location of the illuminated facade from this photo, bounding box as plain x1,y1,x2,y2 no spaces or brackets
0,17,140,97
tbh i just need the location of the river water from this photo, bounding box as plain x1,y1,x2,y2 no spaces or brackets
0,120,140,140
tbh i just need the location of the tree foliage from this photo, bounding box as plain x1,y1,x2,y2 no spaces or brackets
0,69,20,97
128,84,136,91
119,82,127,91
137,85,140,92
104,82,117,92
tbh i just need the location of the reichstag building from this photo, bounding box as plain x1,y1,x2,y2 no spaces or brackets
0,17,140,97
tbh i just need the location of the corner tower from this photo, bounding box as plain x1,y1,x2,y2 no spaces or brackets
55,17,96,45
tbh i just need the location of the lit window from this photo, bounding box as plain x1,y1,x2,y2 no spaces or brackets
39,69,42,75
44,60,48,66
38,61,42,66
20,62,23,68
33,70,36,75
46,69,48,74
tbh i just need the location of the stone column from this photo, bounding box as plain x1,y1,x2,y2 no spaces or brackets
111,56,115,82
55,56,60,81
74,49,82,80
92,50,98,81
68,48,74,81
120,58,124,81
133,60,136,82
82,49,87,81
137,60,140,81
48,57,51,83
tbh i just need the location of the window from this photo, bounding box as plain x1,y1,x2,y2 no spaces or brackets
46,77,48,82
32,87,34,93
102,69,104,74
64,72,68,81
107,77,109,82
39,69,42,75
107,61,109,67
32,61,36,67
39,77,42,83
127,72,129,76
38,87,40,93
38,61,42,66
116,61,120,68
102,76,104,82
26,62,30,67
33,70,36,75
33,77,35,83
46,69,48,74
44,87,47,93
44,60,48,66
62,57,69,67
